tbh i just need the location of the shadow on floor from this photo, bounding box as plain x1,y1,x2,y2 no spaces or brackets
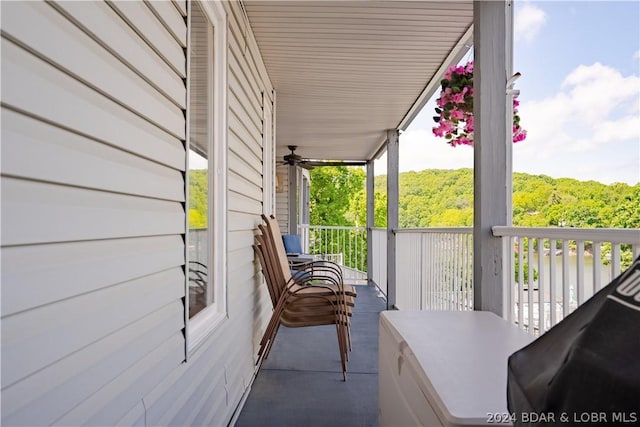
236,285,387,427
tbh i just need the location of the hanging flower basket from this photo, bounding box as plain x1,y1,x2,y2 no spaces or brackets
432,61,527,147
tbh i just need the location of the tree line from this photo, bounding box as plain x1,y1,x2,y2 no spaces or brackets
310,167,639,230
308,166,638,270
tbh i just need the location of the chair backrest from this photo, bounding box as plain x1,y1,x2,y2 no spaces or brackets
281,234,303,254
254,235,280,306
261,215,294,287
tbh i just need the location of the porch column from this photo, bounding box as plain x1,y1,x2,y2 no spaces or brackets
366,161,375,285
473,0,512,316
288,163,297,235
387,129,399,309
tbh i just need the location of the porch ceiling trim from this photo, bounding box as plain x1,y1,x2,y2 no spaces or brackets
243,1,474,162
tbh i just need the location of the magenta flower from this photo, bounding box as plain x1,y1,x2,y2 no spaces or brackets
432,60,526,147
450,92,465,104
450,109,465,120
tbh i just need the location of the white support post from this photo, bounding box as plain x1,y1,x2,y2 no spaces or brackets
387,129,399,309
473,0,512,316
288,163,298,235
366,161,375,286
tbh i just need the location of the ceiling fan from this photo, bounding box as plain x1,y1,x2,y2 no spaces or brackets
279,145,367,170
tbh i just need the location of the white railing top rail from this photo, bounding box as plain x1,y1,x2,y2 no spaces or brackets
493,226,640,244
302,224,366,232
395,227,473,234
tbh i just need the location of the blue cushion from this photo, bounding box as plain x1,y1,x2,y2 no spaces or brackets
291,269,311,282
282,234,303,254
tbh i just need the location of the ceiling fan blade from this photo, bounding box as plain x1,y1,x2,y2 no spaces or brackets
303,160,367,167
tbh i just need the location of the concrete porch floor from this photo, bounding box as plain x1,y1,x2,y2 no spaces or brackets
236,285,387,427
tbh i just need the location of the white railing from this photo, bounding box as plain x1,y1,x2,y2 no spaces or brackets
493,226,640,336
299,224,367,284
371,228,387,295
395,228,474,311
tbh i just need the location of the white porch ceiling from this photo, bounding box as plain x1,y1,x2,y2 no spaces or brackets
244,1,473,161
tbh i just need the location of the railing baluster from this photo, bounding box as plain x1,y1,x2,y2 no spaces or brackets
504,236,513,323
611,243,621,277
429,234,435,310
455,234,461,311
593,242,602,293
440,234,445,310
537,238,545,334
549,239,557,327
518,236,524,330
576,241,585,306
562,239,570,319
447,233,452,310
527,237,534,335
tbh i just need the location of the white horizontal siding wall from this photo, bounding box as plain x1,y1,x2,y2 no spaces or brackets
1,1,273,426
138,2,275,427
0,1,187,426
276,164,290,230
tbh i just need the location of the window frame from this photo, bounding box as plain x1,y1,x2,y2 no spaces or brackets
185,0,228,354
262,91,276,215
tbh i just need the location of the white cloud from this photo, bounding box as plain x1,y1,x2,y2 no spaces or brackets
518,62,639,150
515,3,547,42
634,50,640,60
514,63,640,183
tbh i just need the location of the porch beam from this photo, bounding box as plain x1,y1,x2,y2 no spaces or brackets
288,163,297,234
386,129,399,309
366,161,375,285
473,0,512,317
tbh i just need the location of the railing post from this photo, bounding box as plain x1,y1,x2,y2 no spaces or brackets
366,160,375,286
387,129,399,309
473,0,512,317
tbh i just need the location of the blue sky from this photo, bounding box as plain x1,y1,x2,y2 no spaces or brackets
378,1,640,185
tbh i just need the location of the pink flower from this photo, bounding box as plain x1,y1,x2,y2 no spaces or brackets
450,109,464,120
465,115,474,130
451,92,465,104
513,128,527,143
458,137,473,146
463,61,474,73
440,120,454,133
433,60,526,148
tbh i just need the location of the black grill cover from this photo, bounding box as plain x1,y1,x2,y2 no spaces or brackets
507,256,640,426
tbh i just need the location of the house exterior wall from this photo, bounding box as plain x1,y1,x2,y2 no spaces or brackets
1,1,273,425
275,164,289,230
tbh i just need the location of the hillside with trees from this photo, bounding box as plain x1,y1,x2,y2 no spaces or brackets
309,167,639,230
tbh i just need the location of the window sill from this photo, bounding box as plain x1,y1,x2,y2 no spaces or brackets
187,307,227,355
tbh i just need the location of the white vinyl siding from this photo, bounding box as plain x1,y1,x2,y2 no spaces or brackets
1,1,274,425
138,3,275,425
1,1,186,425
276,164,290,231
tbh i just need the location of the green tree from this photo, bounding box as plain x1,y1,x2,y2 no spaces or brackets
309,166,365,226
188,170,208,229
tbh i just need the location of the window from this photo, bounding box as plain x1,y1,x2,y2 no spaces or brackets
186,0,227,352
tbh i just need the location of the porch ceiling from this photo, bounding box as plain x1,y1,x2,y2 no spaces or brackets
244,1,473,161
